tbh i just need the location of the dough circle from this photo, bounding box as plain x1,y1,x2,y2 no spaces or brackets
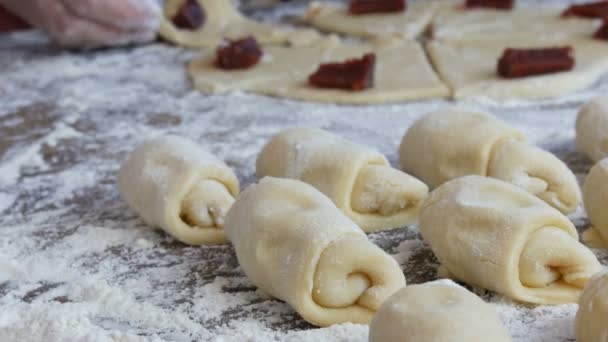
117,136,239,245
582,158,608,248
419,176,601,304
159,0,287,48
400,108,581,214
224,177,405,327
256,128,429,232
576,96,608,163
369,280,512,342
575,270,608,342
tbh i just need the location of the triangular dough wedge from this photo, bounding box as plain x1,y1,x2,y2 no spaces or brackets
188,37,335,93
254,39,450,104
432,5,602,43
426,38,608,100
304,1,441,40
159,0,288,48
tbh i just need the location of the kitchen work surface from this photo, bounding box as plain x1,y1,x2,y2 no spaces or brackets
2,2,608,341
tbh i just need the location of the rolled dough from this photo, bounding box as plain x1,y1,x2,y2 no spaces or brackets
576,96,608,163
575,271,608,342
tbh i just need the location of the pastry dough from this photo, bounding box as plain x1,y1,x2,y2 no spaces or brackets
576,96,608,163
188,37,449,103
224,177,405,327
576,270,608,342
254,39,450,104
426,38,608,100
399,109,581,214
257,128,429,232
159,0,287,48
432,6,601,43
369,280,512,342
419,176,602,304
304,1,440,40
117,136,239,245
582,159,608,248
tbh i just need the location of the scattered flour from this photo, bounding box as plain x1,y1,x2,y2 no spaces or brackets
1,0,607,340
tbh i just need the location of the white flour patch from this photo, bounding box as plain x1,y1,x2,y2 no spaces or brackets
0,0,607,340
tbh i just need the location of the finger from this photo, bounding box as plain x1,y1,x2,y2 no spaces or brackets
59,0,160,32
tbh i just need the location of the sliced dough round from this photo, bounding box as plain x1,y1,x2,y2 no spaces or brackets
159,0,287,48
576,270,608,342
369,280,511,342
582,158,608,248
400,108,581,213
576,96,608,163
419,176,601,304
257,128,428,232
117,136,239,245
224,177,405,327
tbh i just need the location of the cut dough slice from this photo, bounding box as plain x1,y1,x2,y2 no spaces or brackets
159,0,288,48
576,96,608,163
304,1,441,40
188,37,335,94
582,158,608,248
256,128,429,232
369,280,512,342
576,271,608,342
399,109,581,214
426,38,608,100
254,39,450,104
117,136,239,245
224,177,405,327
419,176,602,304
432,5,601,43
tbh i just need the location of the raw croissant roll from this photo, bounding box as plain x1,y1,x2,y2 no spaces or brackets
224,177,405,327
118,136,239,245
257,128,429,233
400,109,581,214
576,96,608,163
369,280,512,342
582,159,608,248
576,271,608,342
420,176,602,304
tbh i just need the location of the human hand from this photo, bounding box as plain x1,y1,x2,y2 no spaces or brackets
0,0,161,48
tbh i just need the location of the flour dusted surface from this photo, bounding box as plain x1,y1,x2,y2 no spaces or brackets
2,0,608,340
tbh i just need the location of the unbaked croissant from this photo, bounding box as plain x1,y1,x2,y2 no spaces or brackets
400,108,581,214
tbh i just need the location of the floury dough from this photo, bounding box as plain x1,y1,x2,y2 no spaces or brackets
420,176,602,305
576,96,608,163
188,37,449,104
304,1,441,40
159,0,288,48
582,159,608,248
117,136,239,245
426,38,608,100
399,109,581,214
432,5,601,43
369,281,512,342
256,128,428,233
576,271,608,342
224,177,405,327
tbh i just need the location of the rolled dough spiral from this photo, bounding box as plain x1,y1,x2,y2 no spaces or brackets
419,176,601,304
582,158,608,248
576,96,608,163
369,280,512,342
400,108,581,214
224,177,405,327
117,136,239,245
257,128,428,233
576,270,608,342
